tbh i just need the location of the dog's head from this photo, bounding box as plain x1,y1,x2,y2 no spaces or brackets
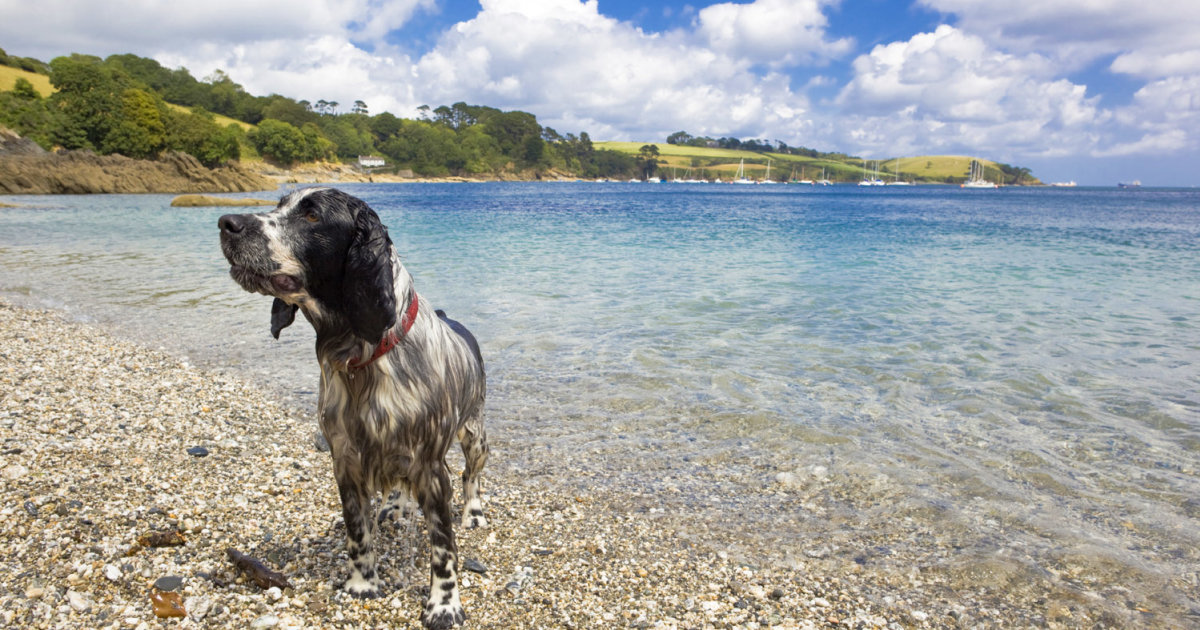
218,187,397,342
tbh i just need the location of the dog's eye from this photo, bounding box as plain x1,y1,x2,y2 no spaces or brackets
305,212,320,223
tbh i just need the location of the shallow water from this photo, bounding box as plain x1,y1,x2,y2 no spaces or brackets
2,183,1198,618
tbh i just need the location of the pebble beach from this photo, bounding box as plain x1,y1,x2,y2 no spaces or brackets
0,299,1188,629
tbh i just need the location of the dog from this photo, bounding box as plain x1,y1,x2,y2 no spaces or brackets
218,187,488,629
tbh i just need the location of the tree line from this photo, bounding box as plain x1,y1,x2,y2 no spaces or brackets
0,51,638,178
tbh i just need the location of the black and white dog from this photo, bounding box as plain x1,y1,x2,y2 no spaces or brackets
218,187,488,629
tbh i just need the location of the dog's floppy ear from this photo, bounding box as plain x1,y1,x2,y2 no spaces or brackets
270,298,298,339
343,200,397,342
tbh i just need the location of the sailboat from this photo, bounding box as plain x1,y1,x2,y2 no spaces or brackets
761,158,779,184
859,160,884,186
886,158,911,185
961,159,998,188
817,166,832,186
733,159,755,185
796,165,814,185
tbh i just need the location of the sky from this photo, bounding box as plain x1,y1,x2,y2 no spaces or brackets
2,0,1199,185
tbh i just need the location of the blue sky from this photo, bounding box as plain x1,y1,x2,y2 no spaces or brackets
2,0,1199,185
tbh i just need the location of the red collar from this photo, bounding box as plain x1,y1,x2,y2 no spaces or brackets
347,291,419,370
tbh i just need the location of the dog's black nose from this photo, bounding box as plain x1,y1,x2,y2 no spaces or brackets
219,214,245,234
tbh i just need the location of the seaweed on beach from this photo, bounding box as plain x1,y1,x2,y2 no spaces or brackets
226,548,290,590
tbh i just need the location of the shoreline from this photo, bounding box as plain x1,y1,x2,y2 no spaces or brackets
0,300,1186,628
0,300,900,629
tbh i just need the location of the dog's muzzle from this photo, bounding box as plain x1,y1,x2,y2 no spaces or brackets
219,214,297,295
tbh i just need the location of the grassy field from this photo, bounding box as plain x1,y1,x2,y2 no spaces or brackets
0,66,54,96
164,103,254,131
595,140,1014,183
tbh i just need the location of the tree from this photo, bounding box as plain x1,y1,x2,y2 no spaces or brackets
352,100,368,115
164,107,240,166
261,96,318,127
10,77,40,99
249,118,308,166
49,54,127,150
101,88,166,158
369,112,402,142
666,131,692,145
636,144,660,180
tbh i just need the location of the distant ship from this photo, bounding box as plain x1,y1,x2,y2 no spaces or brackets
1118,180,1142,189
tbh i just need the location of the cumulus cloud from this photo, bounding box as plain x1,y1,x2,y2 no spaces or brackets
919,0,1200,74
833,25,1105,157
410,0,817,141
695,0,853,67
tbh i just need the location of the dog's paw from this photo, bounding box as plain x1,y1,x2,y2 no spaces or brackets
342,574,385,599
460,511,487,529
422,601,466,629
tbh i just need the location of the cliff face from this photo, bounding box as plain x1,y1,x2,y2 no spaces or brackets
0,129,273,194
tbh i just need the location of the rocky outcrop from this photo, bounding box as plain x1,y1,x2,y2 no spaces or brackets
0,127,46,156
170,194,276,207
0,133,273,194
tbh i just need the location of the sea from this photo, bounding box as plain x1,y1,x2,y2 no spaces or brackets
1,182,1198,620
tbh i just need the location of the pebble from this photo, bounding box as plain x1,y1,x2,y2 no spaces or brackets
463,558,488,574
3,463,27,480
185,596,212,620
67,590,90,612
0,300,1155,630
150,591,186,618
153,576,184,592
187,446,210,457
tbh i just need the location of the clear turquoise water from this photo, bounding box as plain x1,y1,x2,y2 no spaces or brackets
2,183,1198,614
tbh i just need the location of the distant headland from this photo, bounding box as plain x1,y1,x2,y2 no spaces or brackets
0,47,1040,193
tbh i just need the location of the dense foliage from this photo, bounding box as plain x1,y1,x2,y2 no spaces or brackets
0,51,636,177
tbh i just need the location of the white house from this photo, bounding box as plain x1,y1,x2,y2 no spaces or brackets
358,155,386,168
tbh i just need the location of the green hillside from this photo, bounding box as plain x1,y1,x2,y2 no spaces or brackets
0,66,53,96
595,141,1038,185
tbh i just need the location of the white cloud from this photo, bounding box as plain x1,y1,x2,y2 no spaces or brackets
695,0,853,67
832,25,1105,157
919,0,1200,75
410,0,818,141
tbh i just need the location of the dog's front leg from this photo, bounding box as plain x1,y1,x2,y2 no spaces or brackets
335,465,384,598
417,464,465,629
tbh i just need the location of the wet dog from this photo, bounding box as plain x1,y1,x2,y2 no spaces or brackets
218,187,487,629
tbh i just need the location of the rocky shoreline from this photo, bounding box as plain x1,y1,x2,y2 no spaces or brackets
2,299,1183,629
0,150,274,195
0,301,900,629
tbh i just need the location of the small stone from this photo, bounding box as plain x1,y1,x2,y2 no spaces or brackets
24,584,44,599
769,588,786,600
463,558,488,574
187,446,209,457
266,586,283,601
774,471,800,489
153,575,184,591
313,431,330,452
3,464,28,480
104,564,122,582
185,596,212,620
67,590,91,612
150,591,186,618
22,501,37,517
252,614,280,628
